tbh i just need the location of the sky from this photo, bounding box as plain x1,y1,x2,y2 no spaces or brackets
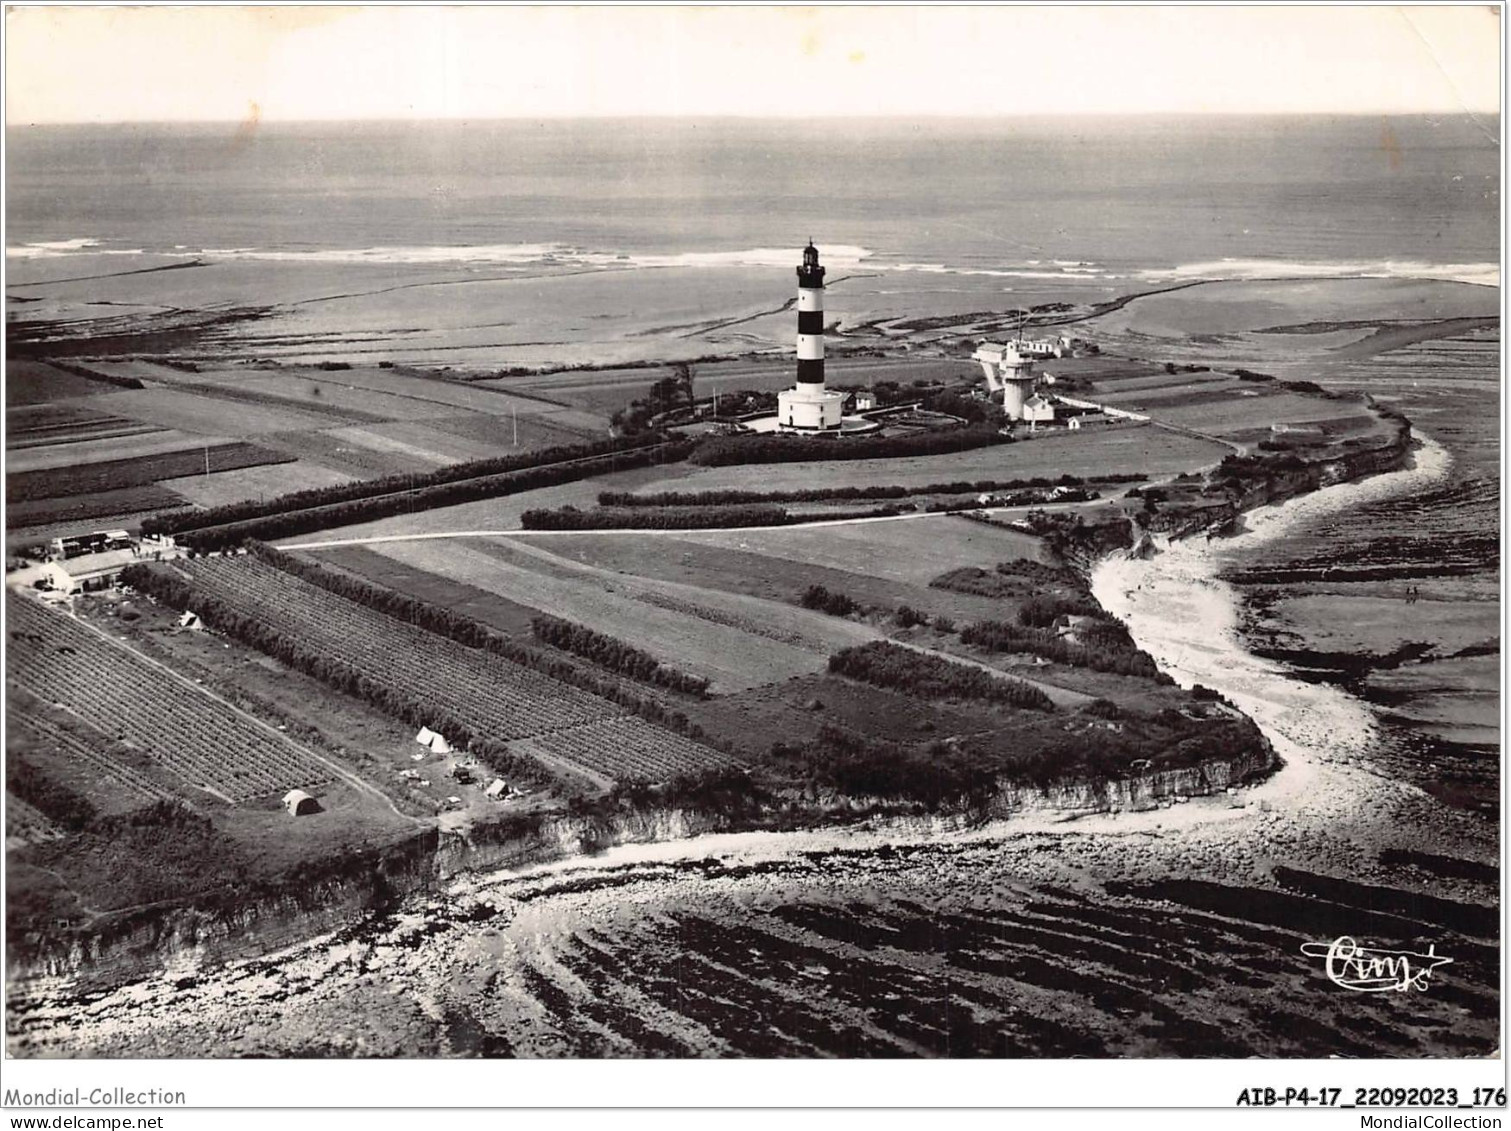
4,5,1502,124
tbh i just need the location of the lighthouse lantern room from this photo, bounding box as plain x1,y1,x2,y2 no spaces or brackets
778,243,845,431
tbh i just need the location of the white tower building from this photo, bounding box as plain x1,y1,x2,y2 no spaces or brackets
972,341,1039,421
778,243,845,431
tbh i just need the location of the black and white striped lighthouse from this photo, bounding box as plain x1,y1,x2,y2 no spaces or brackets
777,242,845,431
795,241,826,387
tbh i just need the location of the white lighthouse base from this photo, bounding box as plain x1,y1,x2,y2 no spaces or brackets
777,385,845,432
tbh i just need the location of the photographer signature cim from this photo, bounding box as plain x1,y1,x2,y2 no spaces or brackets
1300,936,1453,993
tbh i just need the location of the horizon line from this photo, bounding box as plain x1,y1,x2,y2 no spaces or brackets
9,109,1503,128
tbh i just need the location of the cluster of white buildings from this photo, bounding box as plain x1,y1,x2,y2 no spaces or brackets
971,338,1138,430
972,341,1057,425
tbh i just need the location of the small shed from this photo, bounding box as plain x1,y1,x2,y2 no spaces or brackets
282,789,321,816
484,779,508,800
1022,393,1056,424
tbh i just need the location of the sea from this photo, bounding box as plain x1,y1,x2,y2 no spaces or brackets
5,115,1500,282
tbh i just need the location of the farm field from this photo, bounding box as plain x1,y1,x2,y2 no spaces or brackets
6,595,334,804
1137,393,1381,436
7,441,293,506
321,422,502,467
6,359,129,405
915,631,1194,710
363,537,876,693
426,411,599,451
255,429,439,478
6,484,185,530
518,533,1022,626
529,717,743,786
83,386,349,436
229,373,467,421
683,671,1007,762
632,426,1229,496
65,359,231,385
172,556,734,782
304,545,542,636
305,366,609,425
674,514,1045,586
1077,369,1231,394
5,428,243,475
7,402,164,450
8,691,177,818
158,461,358,508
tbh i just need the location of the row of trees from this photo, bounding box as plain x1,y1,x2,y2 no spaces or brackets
142,433,676,538
688,423,1007,467
597,473,1118,510
519,502,902,531
611,363,696,435
828,641,1054,711
958,618,1165,680
531,615,710,697
175,442,693,551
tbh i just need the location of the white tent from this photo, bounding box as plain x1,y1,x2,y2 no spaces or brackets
415,726,436,746
178,611,202,630
485,779,508,799
282,789,321,816
428,734,452,755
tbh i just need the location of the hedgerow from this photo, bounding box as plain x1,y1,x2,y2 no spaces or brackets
531,615,709,697
827,641,1054,710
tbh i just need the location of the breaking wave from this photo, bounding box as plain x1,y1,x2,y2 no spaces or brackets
1141,258,1500,288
